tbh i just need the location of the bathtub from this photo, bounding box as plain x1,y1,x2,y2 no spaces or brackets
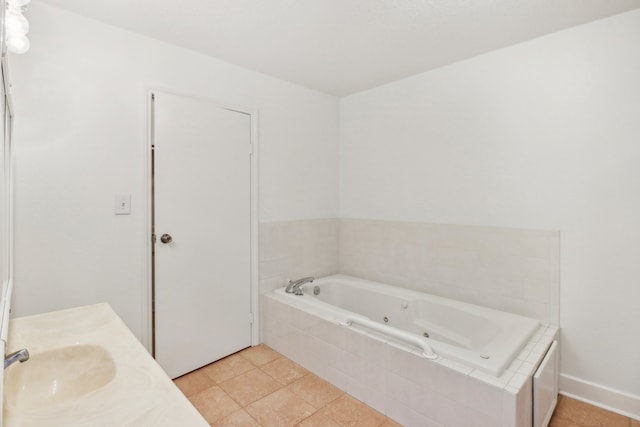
274,275,539,377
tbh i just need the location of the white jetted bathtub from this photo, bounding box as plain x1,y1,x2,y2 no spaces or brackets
274,275,539,377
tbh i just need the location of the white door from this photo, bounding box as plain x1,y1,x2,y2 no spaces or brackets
152,92,252,379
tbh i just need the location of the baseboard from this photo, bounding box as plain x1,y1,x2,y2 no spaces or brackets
560,374,640,420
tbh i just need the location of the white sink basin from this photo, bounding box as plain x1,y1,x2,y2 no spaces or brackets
2,303,208,426
4,344,116,413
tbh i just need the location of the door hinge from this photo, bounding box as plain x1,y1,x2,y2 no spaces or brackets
248,313,254,324
152,233,157,244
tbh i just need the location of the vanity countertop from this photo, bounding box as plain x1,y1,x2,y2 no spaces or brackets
3,303,208,427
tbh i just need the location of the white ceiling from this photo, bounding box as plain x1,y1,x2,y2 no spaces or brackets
37,0,640,96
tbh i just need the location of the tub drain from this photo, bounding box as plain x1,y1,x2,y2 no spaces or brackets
313,285,320,295
423,332,430,338
383,316,389,323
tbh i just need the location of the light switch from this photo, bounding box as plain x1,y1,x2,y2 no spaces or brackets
115,194,131,215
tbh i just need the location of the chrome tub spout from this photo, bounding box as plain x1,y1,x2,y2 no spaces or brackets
285,277,314,295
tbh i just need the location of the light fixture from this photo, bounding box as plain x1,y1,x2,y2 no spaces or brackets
4,0,31,54
5,32,28,53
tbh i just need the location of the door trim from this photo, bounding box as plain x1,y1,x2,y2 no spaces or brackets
142,88,259,352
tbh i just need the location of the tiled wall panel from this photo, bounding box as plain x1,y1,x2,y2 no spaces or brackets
339,219,560,324
259,219,339,294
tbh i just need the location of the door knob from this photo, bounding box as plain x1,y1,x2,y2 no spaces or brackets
160,233,173,244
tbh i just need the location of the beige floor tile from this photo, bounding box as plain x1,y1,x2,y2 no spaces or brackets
549,416,584,427
188,385,240,424
202,352,255,383
553,395,630,427
296,411,342,427
219,368,283,407
287,373,344,409
380,418,403,427
210,409,261,427
261,357,309,385
240,344,282,366
582,410,631,427
318,394,387,427
245,388,317,427
173,369,216,397
179,352,640,427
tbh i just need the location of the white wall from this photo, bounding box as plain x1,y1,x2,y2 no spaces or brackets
340,9,640,415
10,2,339,340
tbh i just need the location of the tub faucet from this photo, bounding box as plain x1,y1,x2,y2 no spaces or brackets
4,348,29,369
285,277,314,295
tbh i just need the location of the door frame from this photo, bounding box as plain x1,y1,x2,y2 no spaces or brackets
142,87,259,353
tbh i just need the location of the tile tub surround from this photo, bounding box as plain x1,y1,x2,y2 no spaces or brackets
339,218,560,324
259,218,559,325
259,219,339,294
263,293,559,427
4,303,208,427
